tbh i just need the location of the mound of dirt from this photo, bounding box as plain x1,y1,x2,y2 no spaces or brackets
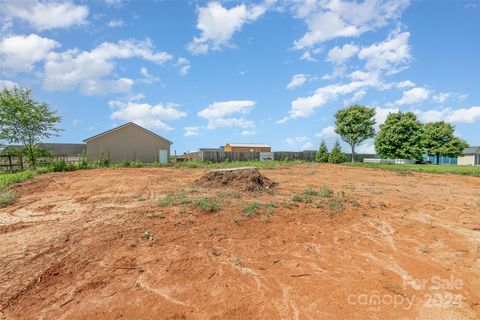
195,167,277,192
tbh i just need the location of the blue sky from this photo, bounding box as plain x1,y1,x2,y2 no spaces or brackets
0,0,479,153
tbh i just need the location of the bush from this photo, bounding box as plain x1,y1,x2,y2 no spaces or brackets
121,159,131,167
328,141,347,164
49,160,77,172
0,188,15,207
315,140,329,163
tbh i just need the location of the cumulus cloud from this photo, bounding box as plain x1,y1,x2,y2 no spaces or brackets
139,67,159,84
300,51,317,62
1,1,88,31
107,19,124,28
397,80,415,88
415,106,480,124
374,107,399,127
432,92,450,104
287,74,310,90
0,34,60,74
109,99,186,131
358,29,411,74
176,57,190,76
241,130,257,136
327,43,358,64
198,100,256,129
285,136,314,150
356,141,376,154
184,126,200,136
315,125,337,138
396,87,430,105
0,79,18,90
43,38,172,94
187,1,272,54
292,0,409,49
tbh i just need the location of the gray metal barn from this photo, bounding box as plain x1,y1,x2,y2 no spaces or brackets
84,122,172,163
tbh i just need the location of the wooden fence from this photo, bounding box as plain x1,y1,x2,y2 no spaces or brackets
0,155,24,172
180,150,378,163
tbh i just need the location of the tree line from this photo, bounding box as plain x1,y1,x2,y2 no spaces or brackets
316,104,468,164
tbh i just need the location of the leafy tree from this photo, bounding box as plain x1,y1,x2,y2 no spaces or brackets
328,140,347,163
424,121,469,164
0,87,62,168
375,111,424,160
315,140,329,163
335,105,376,162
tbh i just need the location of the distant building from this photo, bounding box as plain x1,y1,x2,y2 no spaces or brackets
84,122,172,163
457,146,480,166
7,143,85,158
224,143,271,152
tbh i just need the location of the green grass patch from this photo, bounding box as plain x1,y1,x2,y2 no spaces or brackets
0,189,15,207
195,197,221,212
343,163,480,177
158,188,198,207
303,188,320,196
243,202,260,217
0,170,35,188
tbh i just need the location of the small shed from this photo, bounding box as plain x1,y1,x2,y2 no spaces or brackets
84,122,172,163
457,146,480,166
224,143,271,152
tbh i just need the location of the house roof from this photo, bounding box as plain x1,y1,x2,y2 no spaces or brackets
8,143,86,157
462,146,480,155
83,122,173,145
226,143,271,148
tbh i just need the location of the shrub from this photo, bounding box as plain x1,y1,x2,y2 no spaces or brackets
243,202,260,217
328,140,347,164
315,140,329,163
121,159,131,167
0,188,14,207
195,197,221,212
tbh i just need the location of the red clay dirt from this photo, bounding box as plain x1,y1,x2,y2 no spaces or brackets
0,164,479,319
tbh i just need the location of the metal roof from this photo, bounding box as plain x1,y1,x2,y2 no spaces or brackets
83,122,172,145
226,143,271,148
462,146,480,154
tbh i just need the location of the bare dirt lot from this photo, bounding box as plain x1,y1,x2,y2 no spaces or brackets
0,164,479,319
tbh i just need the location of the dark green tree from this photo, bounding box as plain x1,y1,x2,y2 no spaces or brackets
328,140,347,163
375,111,424,160
315,140,329,163
335,105,376,162
0,87,62,168
424,121,469,164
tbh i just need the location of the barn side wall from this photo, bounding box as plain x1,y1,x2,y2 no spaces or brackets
86,125,170,163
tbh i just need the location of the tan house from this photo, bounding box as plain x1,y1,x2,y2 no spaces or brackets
224,143,271,152
457,146,480,166
84,122,172,163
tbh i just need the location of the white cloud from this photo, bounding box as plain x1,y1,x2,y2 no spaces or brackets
107,19,124,28
285,136,314,150
300,51,317,62
241,130,257,136
415,106,480,124
287,74,309,90
397,80,415,88
81,78,134,95
109,100,187,131
184,126,200,136
198,100,256,129
278,80,366,122
396,87,430,105
0,79,18,90
327,43,358,64
357,141,376,154
432,92,450,104
375,107,399,127
139,67,159,84
43,38,172,93
358,29,411,74
176,57,190,76
0,34,60,74
187,1,272,54
292,0,409,49
315,125,337,138
1,1,88,31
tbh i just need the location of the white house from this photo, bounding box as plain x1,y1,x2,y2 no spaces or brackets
457,146,480,166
